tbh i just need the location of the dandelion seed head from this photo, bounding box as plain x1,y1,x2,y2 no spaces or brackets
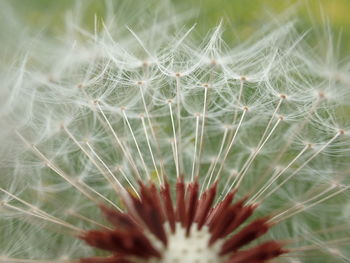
0,1,350,263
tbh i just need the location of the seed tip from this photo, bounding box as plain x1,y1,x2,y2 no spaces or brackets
279,94,287,99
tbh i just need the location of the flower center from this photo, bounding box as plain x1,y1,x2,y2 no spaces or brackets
149,223,222,263
80,178,287,263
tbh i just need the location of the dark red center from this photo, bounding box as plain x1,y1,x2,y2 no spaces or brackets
80,178,287,263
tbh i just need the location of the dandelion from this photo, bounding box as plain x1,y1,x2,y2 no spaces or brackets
1,2,350,263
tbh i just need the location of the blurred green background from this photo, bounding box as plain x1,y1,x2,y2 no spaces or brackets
3,0,350,54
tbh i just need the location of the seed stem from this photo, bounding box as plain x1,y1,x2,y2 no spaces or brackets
15,131,98,204
122,109,151,180
140,115,161,185
206,126,228,190
95,102,141,179
262,131,342,201
191,114,200,181
215,107,247,181
168,101,180,178
248,144,310,204
196,85,209,178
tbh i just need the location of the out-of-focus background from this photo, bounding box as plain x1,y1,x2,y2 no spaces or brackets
1,0,349,54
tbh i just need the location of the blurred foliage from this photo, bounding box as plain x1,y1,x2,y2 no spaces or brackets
4,0,350,54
